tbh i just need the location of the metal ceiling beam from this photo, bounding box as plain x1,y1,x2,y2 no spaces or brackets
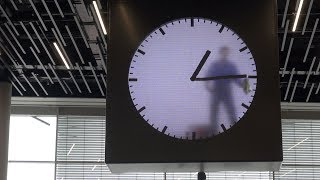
31,72,48,96
54,0,64,18
303,18,319,63
68,71,82,93
281,0,291,28
0,57,26,91
13,64,104,71
282,38,294,77
100,73,106,89
63,80,73,95
67,0,76,13
316,60,320,74
29,22,56,65
89,62,104,96
41,0,67,46
65,25,85,64
304,57,316,89
90,4,107,51
4,23,26,54
284,68,295,101
281,70,320,75
30,47,54,84
0,43,18,67
290,80,298,102
48,64,68,94
73,14,90,48
0,5,19,35
97,40,107,75
9,0,18,11
76,63,91,93
281,20,290,52
0,28,27,66
28,0,48,31
302,0,314,35
19,21,41,53
306,83,315,102
316,83,320,94
21,73,39,96
11,81,23,96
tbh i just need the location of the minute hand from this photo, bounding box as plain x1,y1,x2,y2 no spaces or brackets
194,75,256,81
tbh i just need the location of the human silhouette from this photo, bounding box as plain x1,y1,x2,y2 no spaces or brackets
206,46,246,134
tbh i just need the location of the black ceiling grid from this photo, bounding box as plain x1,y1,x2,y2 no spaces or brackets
279,0,320,102
1,0,320,102
0,0,107,98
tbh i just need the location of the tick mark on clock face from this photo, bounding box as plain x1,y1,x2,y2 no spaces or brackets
138,106,146,113
159,28,165,35
138,49,145,55
219,25,225,33
129,78,138,82
162,126,168,133
239,46,248,52
221,124,227,132
191,18,194,27
241,103,250,109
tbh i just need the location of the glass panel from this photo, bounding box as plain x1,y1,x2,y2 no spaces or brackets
8,116,57,161
7,163,55,180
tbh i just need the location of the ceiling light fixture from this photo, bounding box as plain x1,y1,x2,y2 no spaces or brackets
93,1,107,35
53,42,70,69
292,0,304,32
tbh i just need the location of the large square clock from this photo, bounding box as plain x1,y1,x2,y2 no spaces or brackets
106,0,282,173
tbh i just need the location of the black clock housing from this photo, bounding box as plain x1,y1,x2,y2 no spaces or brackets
106,0,282,173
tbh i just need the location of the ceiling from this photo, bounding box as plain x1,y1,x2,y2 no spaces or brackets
0,0,320,103
0,0,107,98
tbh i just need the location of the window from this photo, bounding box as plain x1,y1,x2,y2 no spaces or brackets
7,116,56,180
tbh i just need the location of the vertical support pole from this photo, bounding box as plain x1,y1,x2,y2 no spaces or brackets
0,70,12,180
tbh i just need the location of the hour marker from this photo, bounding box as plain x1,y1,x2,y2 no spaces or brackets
129,78,138,81
138,49,145,55
239,46,248,52
159,28,165,35
138,106,146,113
241,103,250,109
221,124,227,132
219,25,224,33
162,126,167,133
191,18,194,27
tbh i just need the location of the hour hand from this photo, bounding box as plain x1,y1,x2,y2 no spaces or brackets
190,50,211,81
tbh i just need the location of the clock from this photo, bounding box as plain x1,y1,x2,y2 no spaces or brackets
128,18,257,140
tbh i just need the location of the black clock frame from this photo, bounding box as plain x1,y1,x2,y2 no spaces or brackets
127,17,258,140
106,0,282,172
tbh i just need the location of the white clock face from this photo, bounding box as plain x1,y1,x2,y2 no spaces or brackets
128,18,257,140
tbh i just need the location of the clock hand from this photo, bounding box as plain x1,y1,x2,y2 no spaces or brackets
194,74,257,81
190,50,211,81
